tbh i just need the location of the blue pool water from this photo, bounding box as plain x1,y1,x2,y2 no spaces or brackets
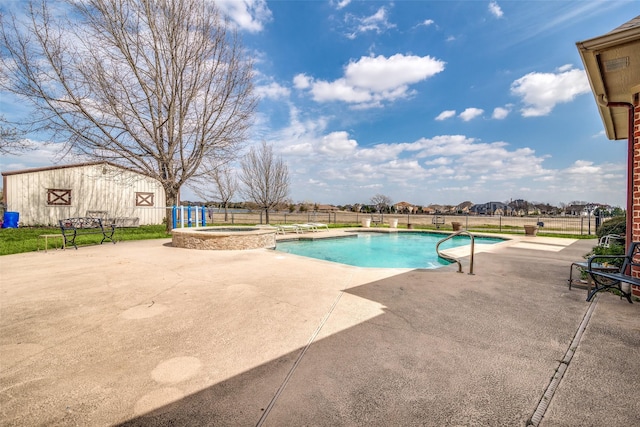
275,232,504,269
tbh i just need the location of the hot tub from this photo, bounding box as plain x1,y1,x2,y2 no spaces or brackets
171,226,277,250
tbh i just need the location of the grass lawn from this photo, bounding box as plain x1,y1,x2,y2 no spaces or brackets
0,225,170,256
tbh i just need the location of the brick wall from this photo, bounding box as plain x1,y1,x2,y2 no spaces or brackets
633,98,640,297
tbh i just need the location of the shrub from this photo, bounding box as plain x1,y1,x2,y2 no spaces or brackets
587,242,626,267
597,216,626,241
584,216,626,267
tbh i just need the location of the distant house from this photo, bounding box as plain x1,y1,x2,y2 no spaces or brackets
426,204,445,214
422,206,436,215
455,201,474,214
565,204,586,216
393,201,415,213
533,203,559,216
315,204,339,212
508,199,531,216
470,201,512,216
2,162,166,226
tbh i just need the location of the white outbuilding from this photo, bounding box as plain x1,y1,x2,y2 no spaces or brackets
2,162,167,226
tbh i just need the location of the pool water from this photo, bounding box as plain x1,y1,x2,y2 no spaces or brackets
275,232,503,269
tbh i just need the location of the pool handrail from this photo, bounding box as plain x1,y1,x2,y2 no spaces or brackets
436,230,475,275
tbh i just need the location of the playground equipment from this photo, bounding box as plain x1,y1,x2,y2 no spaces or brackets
172,205,207,229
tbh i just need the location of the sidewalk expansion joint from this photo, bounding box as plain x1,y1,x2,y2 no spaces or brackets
255,273,354,427
527,296,598,426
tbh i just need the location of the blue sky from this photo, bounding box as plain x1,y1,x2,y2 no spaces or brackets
1,0,638,208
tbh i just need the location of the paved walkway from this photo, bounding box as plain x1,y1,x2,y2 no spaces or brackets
1,232,638,426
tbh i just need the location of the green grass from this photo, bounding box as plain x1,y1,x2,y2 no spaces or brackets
0,225,169,256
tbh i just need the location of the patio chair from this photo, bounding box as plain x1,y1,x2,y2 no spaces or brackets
308,222,329,231
277,224,301,234
598,234,623,248
293,223,317,232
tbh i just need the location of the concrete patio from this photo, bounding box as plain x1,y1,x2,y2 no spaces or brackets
1,231,638,426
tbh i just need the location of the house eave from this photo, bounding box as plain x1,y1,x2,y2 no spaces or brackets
576,20,640,140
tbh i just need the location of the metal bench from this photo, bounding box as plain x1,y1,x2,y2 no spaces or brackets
59,217,116,249
586,241,640,303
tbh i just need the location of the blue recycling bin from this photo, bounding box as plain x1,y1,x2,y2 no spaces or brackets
2,211,19,228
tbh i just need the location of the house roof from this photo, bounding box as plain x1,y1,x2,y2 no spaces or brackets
576,15,640,140
316,204,338,211
1,161,152,179
455,201,473,209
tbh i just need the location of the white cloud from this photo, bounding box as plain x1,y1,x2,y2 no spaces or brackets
293,74,312,90
565,160,601,175
492,106,510,120
297,54,445,108
332,0,351,10
553,160,625,201
489,1,504,18
0,140,74,172
309,79,374,104
510,65,590,117
215,0,272,33
421,19,435,27
317,131,358,157
435,110,456,121
261,103,574,205
345,6,396,39
459,108,484,121
255,82,290,100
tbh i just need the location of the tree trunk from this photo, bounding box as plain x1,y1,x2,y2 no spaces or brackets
164,186,180,234
264,208,270,225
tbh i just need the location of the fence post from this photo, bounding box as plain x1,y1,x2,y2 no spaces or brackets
172,206,177,229
201,206,206,227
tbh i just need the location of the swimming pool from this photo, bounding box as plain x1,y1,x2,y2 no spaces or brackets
275,232,504,269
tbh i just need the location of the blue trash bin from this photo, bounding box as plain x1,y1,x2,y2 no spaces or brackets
2,212,19,228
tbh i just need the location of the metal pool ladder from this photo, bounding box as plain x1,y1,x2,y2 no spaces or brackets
436,230,475,275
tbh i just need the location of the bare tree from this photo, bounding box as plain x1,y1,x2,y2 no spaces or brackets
371,193,392,213
0,115,30,155
0,0,256,231
192,167,238,221
240,141,289,224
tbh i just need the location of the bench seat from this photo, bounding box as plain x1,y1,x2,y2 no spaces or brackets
59,217,116,249
586,241,640,304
